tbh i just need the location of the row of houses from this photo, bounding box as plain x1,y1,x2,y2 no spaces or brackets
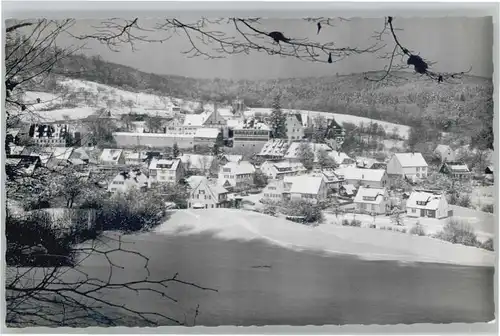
352,187,450,219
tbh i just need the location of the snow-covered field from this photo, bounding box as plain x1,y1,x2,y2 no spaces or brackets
156,209,494,267
23,78,410,138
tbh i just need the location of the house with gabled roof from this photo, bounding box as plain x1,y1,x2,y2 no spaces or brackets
283,175,327,204
148,157,184,186
386,152,428,181
285,113,304,142
260,160,307,180
406,190,449,219
99,148,126,165
434,144,456,163
339,184,357,198
219,154,242,166
68,147,90,166
108,169,149,194
439,161,471,180
218,161,256,191
188,179,229,209
262,179,285,202
335,167,389,189
329,151,356,168
353,187,390,215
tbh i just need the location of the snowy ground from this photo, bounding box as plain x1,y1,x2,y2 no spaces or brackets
155,209,494,267
323,211,494,243
470,186,495,211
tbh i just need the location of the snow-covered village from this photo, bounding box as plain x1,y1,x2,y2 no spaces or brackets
4,14,496,329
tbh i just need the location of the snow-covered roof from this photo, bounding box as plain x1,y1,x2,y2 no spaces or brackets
7,129,20,137
226,119,244,128
109,170,149,191
220,161,255,175
270,160,306,174
8,145,25,155
195,127,220,138
222,154,242,163
233,120,271,131
406,191,445,210
191,179,228,200
180,154,214,170
393,153,428,167
258,139,289,157
284,175,324,195
113,132,194,139
341,184,356,195
443,162,470,173
149,157,181,171
185,175,208,189
284,142,333,160
329,151,353,165
353,187,387,205
51,147,74,161
70,147,90,161
335,167,386,182
183,113,209,126
100,149,123,163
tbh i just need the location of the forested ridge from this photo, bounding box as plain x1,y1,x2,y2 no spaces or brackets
39,53,493,139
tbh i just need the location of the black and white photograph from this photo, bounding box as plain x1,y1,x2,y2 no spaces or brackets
3,7,497,330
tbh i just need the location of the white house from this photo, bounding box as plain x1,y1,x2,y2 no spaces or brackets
260,160,307,180
180,154,217,176
107,169,149,194
262,179,285,202
148,157,184,186
285,113,304,142
218,161,256,190
283,175,328,204
406,190,449,219
386,152,429,181
99,149,126,165
188,179,229,209
353,187,390,215
335,167,389,188
257,139,290,161
329,151,356,168
434,144,456,163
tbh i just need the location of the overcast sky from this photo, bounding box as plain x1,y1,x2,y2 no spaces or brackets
55,17,493,80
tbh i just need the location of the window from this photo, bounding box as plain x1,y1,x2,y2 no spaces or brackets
416,167,420,172
412,208,416,213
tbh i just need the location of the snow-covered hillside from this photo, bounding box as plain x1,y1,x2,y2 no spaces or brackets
22,78,410,139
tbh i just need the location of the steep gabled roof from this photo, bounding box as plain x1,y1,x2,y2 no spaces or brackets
284,175,324,195
393,153,428,167
353,186,387,204
406,191,445,210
